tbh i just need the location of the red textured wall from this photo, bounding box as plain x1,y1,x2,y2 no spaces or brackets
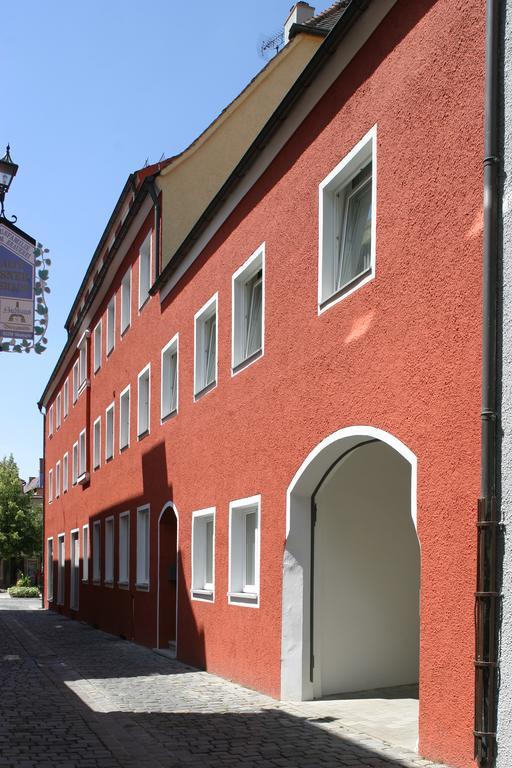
44,2,484,766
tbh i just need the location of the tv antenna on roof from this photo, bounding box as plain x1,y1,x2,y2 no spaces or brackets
258,30,284,60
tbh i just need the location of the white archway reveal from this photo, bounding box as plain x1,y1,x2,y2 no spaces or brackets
280,426,418,701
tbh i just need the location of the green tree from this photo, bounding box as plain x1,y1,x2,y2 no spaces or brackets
0,455,41,561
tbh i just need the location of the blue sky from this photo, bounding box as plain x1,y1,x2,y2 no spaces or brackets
0,1,332,481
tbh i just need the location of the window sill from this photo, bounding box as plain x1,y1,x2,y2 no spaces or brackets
93,464,100,472
191,588,214,602
77,380,90,397
161,408,177,425
120,443,129,453
228,591,259,607
104,580,114,589
105,454,114,463
194,380,216,401
93,366,101,376
81,579,89,584
77,472,89,486
232,348,262,377
106,348,114,359
137,429,150,442
319,266,372,313
138,295,150,314
118,581,129,589
120,324,131,338
136,582,150,592
93,579,101,586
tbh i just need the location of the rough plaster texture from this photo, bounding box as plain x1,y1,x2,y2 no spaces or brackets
497,3,512,766
43,1,485,766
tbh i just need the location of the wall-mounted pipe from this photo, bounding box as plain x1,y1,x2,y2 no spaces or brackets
475,0,501,765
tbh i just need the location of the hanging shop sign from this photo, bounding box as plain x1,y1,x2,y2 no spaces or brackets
0,219,50,354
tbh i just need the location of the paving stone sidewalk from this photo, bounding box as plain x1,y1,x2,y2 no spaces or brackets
0,607,452,768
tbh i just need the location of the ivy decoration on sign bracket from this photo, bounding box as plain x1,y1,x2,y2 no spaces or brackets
0,243,51,354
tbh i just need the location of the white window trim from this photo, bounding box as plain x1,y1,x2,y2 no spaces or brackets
82,524,89,582
106,295,116,357
56,393,62,430
93,416,101,470
191,507,216,603
92,520,101,584
72,360,79,404
78,427,88,484
48,405,54,436
57,533,65,606
72,441,78,485
47,537,54,602
318,124,377,315
121,266,132,335
48,468,53,503
104,515,114,586
105,402,115,462
55,460,61,499
136,504,151,590
231,244,265,376
138,231,153,311
93,319,102,374
119,384,131,451
77,329,90,395
228,495,260,608
118,510,130,587
193,293,218,399
63,378,69,418
137,364,151,438
70,528,80,611
161,333,179,422
63,452,69,493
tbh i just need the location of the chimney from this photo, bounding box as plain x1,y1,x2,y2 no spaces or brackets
284,2,315,42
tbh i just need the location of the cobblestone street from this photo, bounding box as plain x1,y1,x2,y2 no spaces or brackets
0,604,450,768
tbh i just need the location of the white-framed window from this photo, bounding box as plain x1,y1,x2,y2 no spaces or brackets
78,428,87,480
121,267,131,334
82,524,89,582
138,232,152,310
92,520,101,583
119,511,130,586
106,296,115,356
319,125,376,313
191,508,215,601
48,404,54,436
72,441,78,485
105,516,114,585
72,360,79,403
56,393,62,430
161,334,178,420
48,468,53,503
63,378,69,418
70,529,80,611
93,417,101,470
119,385,130,451
47,537,54,601
137,364,150,437
136,505,150,589
228,496,260,607
194,294,217,397
77,330,89,390
63,452,68,493
105,402,114,461
55,461,61,499
232,245,264,372
93,320,102,373
57,533,65,605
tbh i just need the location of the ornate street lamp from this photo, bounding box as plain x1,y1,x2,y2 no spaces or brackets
0,145,19,220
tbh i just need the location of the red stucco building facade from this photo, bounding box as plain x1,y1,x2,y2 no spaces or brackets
42,2,485,766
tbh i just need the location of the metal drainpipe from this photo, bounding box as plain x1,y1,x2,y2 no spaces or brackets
40,407,46,610
475,0,500,765
148,178,161,280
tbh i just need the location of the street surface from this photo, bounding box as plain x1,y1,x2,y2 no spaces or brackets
0,602,450,768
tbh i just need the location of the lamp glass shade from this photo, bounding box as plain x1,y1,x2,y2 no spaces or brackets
0,169,13,188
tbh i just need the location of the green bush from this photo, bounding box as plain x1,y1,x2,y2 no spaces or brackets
16,573,32,588
8,586,40,598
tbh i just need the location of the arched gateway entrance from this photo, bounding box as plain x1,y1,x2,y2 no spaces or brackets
281,427,420,702
156,502,179,652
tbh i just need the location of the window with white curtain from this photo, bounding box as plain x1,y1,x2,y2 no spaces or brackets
105,517,114,585
228,496,260,606
119,511,130,586
119,386,130,450
319,126,376,312
191,508,215,601
106,296,115,355
194,295,217,396
136,506,150,588
93,417,101,469
105,403,114,460
93,320,102,373
161,335,178,419
137,365,150,437
232,246,264,371
92,521,101,583
138,233,152,309
121,267,131,334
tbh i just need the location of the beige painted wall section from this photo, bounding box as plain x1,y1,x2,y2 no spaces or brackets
158,34,322,267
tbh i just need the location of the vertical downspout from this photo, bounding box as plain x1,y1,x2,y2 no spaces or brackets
148,178,161,280
475,0,500,765
40,407,46,610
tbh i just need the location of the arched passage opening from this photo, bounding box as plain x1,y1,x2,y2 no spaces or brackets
281,427,419,703
157,502,179,653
